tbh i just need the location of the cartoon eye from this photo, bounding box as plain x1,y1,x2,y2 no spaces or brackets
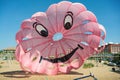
64,14,73,30
35,24,48,37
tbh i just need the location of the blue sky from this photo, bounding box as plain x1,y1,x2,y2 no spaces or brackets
0,0,120,50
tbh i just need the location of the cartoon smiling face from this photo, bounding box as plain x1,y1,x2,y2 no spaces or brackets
16,1,106,75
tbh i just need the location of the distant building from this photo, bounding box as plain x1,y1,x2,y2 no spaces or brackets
95,43,120,61
3,47,15,54
103,43,120,54
0,47,15,60
90,43,120,61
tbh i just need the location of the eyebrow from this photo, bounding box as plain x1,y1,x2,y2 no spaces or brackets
67,11,73,15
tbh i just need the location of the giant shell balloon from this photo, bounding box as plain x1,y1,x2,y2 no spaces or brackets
15,1,106,75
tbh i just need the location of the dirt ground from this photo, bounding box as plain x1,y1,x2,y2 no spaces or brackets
0,60,120,80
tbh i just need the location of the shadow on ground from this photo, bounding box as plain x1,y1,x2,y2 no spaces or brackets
65,71,84,75
0,70,83,78
0,70,31,78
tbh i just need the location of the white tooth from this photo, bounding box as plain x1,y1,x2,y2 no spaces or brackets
49,56,55,59
70,49,73,52
59,53,64,57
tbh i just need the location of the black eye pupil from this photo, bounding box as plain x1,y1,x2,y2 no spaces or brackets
40,30,48,37
33,22,48,37
64,22,72,30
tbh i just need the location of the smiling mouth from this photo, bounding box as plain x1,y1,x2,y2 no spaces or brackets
39,44,84,63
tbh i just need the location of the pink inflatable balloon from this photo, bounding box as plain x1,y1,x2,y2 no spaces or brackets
15,1,106,75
